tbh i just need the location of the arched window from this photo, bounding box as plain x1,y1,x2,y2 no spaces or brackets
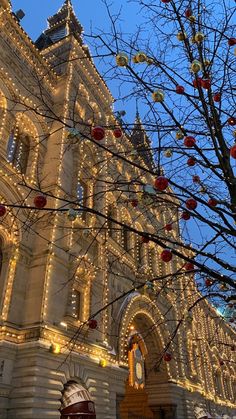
107,204,117,239
122,226,130,252
7,128,30,174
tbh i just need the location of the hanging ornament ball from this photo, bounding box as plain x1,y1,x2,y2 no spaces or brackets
92,126,105,141
141,235,150,244
131,199,138,207
67,209,77,221
152,90,164,102
176,130,184,140
0,205,6,217
204,59,211,66
192,175,200,183
176,85,185,94
154,176,169,191
184,262,194,271
116,53,129,67
165,223,173,231
230,144,236,159
187,157,196,166
186,198,198,210
88,319,98,329
201,78,211,90
195,32,205,42
136,51,147,63
113,128,122,138
228,117,236,126
188,15,196,23
161,0,171,3
191,60,202,73
163,352,172,362
213,92,221,102
132,55,139,64
228,38,236,46
34,195,47,209
184,136,196,147
181,211,191,220
193,77,202,88
177,31,187,41
205,278,212,287
185,8,192,18
161,249,173,262
231,345,235,351
208,198,218,207
164,149,173,158
219,359,224,366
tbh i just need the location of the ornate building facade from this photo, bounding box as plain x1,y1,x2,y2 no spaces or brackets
0,1,235,418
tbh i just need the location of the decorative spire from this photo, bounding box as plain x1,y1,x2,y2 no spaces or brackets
35,0,83,50
130,110,154,169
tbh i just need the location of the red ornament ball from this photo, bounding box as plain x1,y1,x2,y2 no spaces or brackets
213,92,221,102
228,38,236,46
88,319,98,329
184,136,196,148
205,278,212,287
113,128,122,138
228,117,236,126
219,359,224,366
231,345,235,351
186,198,198,210
176,85,185,94
184,262,194,271
161,0,171,3
192,175,200,183
0,205,6,217
230,144,236,159
208,198,218,207
165,223,173,231
187,157,196,166
163,352,172,362
92,126,105,141
200,79,211,90
154,176,169,191
185,8,192,18
131,199,138,207
34,195,47,209
193,77,202,88
161,249,173,262
141,236,150,244
181,211,191,220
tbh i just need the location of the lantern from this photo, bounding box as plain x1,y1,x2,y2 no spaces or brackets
152,90,164,102
191,60,201,73
193,77,202,88
187,157,196,166
176,85,185,94
195,32,205,42
184,136,196,147
176,130,184,140
213,92,221,102
0,205,6,217
161,249,173,262
116,53,128,67
228,38,236,46
201,78,211,89
186,198,198,210
92,126,105,141
177,32,187,41
165,223,172,231
113,128,122,138
88,319,97,329
181,211,191,220
34,195,47,209
230,144,236,159
184,262,194,271
192,175,200,183
99,359,107,367
154,176,169,191
208,198,218,207
228,117,236,126
163,352,172,362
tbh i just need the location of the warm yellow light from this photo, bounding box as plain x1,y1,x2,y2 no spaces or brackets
99,358,107,368
50,343,61,354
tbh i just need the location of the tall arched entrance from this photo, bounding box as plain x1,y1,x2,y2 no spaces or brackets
118,297,177,419
60,380,96,419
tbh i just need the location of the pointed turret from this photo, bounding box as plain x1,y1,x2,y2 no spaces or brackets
35,0,83,50
130,111,154,169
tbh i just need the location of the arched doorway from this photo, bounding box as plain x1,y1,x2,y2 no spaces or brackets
60,381,96,419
